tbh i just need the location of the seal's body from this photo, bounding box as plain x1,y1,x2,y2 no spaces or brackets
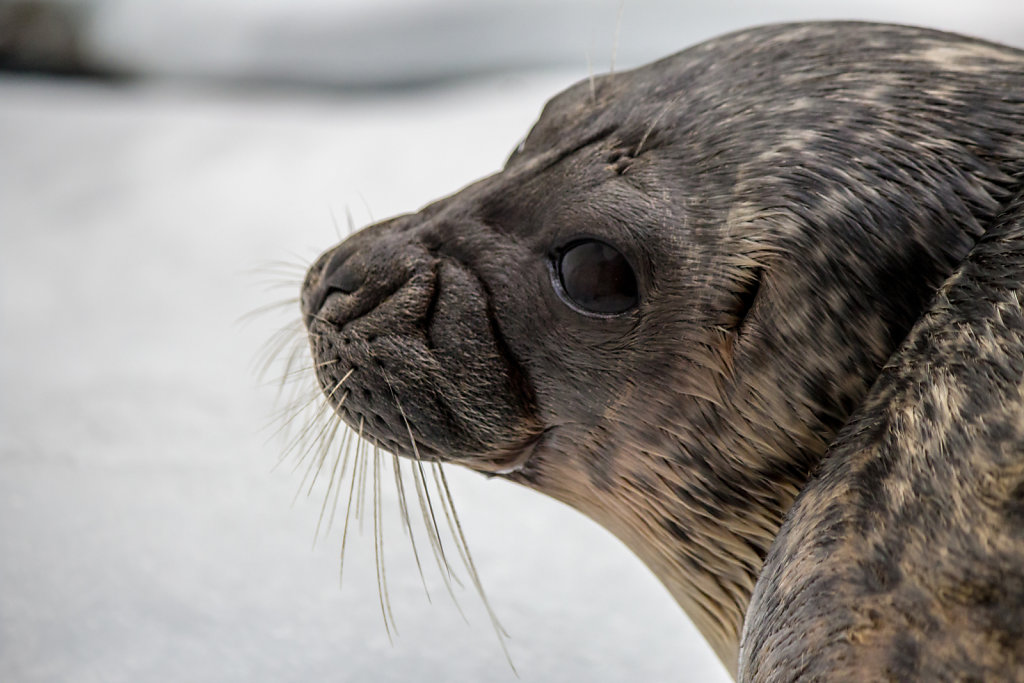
299,23,1024,679
740,187,1024,681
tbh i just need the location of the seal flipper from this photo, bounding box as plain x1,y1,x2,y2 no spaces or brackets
740,184,1024,681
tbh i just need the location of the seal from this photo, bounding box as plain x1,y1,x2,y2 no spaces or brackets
297,22,1024,678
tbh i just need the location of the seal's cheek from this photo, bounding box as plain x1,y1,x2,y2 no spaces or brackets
417,260,540,452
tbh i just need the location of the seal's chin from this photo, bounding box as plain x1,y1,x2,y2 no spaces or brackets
301,231,542,469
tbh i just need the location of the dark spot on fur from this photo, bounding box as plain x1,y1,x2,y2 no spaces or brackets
813,502,847,550
860,539,906,595
752,457,812,492
861,556,902,595
854,447,899,532
958,385,988,424
984,574,1024,650
944,573,1001,610
886,632,921,679
586,440,617,491
876,240,941,341
921,396,937,422
633,470,659,495
984,419,1017,446
664,518,691,544
1007,480,1024,525
672,478,750,519
810,403,846,434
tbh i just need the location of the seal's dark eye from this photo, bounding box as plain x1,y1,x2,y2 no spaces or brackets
554,239,639,315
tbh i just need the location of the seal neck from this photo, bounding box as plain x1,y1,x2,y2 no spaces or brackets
509,411,810,678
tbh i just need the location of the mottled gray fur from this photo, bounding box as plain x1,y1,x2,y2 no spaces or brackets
299,22,1024,679
740,187,1024,681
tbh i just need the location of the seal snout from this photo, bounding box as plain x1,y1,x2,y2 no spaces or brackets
300,212,545,470
301,219,428,333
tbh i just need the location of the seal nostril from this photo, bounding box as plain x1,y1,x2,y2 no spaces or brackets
310,248,367,317
328,265,363,295
322,247,365,293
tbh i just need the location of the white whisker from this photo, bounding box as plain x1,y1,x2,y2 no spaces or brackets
374,442,398,639
434,459,516,669
237,298,302,326
293,391,348,504
247,259,309,274
610,0,625,74
305,404,347,496
264,258,514,668
381,373,467,613
279,383,348,471
392,452,430,601
586,49,596,104
429,459,472,573
326,426,356,536
339,417,364,589
312,414,346,548
329,207,344,241
355,421,370,532
255,320,305,381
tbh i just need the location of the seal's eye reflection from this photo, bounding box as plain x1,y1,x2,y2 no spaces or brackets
553,239,639,315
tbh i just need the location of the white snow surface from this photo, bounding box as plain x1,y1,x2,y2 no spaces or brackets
0,72,732,682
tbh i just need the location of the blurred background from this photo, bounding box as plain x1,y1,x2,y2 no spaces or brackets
1,2,1022,682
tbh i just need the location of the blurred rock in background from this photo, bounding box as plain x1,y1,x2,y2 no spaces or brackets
0,0,92,75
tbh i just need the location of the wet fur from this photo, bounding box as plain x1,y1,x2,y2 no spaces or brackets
298,22,1024,679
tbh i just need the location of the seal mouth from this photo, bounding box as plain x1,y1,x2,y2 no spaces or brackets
461,428,549,475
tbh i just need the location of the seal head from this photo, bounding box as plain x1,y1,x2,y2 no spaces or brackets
301,22,1024,675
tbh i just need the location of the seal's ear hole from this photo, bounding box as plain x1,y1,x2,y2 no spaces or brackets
552,239,639,316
